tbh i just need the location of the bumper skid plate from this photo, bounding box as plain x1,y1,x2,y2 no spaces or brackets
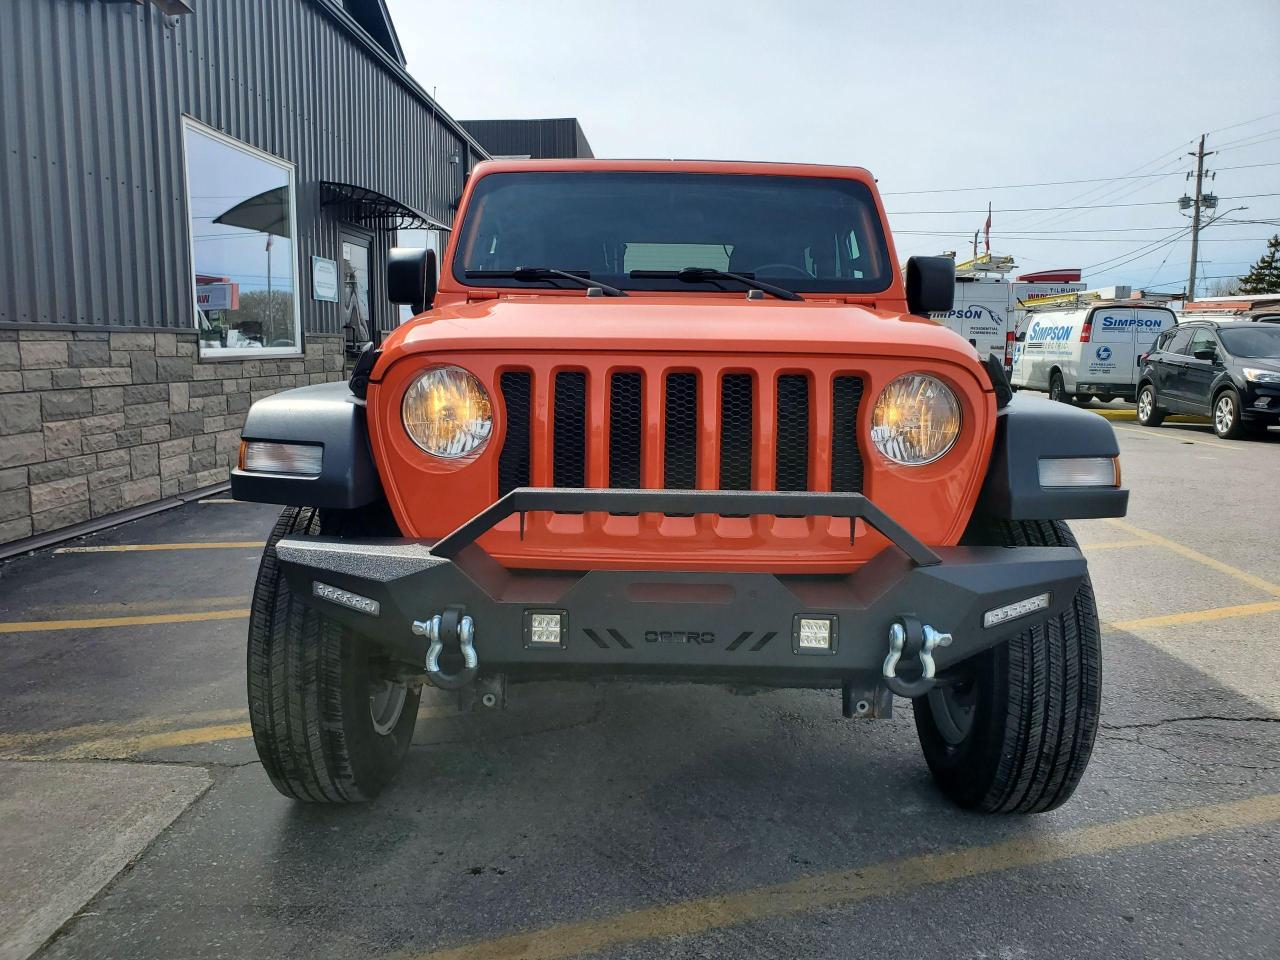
273,488,1086,687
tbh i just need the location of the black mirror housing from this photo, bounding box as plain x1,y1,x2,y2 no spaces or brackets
905,256,955,315
387,247,438,315
1193,349,1216,361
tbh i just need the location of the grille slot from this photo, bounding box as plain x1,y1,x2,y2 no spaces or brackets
775,374,810,492
719,374,754,490
497,371,531,496
553,371,587,488
831,376,865,493
609,373,643,488
663,373,698,489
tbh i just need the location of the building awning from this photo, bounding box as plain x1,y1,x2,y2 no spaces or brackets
320,181,450,232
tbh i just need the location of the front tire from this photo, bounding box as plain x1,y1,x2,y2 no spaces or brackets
1213,389,1247,439
1136,383,1165,427
913,518,1101,813
248,506,419,802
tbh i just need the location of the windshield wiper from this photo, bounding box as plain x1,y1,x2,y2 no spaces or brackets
629,267,803,302
466,267,628,297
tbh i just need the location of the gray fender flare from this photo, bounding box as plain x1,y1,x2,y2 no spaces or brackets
230,382,383,509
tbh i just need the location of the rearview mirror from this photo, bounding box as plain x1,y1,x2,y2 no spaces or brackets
905,256,955,315
387,247,438,315
1193,348,1216,362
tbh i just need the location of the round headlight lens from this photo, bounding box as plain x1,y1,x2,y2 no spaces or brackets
870,374,961,465
401,366,493,458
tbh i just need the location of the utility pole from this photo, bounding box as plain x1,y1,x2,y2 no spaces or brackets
1185,134,1214,303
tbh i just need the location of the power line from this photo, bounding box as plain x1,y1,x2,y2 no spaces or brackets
1208,110,1280,136
896,233,1266,243
887,193,1280,216
1082,228,1191,273
879,160,1280,197
1006,141,1193,232
1216,133,1280,155
1213,126,1280,150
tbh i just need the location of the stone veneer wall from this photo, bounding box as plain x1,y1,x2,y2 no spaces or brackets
0,329,345,545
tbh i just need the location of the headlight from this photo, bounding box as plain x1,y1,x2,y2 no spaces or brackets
870,373,961,465
1243,367,1280,384
401,366,493,458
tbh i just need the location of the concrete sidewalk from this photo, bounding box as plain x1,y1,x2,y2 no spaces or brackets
0,761,210,960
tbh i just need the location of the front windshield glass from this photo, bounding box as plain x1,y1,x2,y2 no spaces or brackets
453,171,893,294
1218,325,1280,358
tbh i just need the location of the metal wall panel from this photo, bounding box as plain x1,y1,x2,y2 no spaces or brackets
460,118,595,160
0,0,487,333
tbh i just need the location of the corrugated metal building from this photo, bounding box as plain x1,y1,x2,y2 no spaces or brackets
460,118,594,160
0,0,490,550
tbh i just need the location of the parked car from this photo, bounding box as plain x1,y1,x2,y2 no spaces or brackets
1136,319,1280,438
232,158,1129,813
1011,301,1176,404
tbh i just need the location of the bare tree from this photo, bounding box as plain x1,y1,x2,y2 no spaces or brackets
1206,277,1242,297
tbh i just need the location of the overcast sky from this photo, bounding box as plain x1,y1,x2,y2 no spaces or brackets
387,0,1279,295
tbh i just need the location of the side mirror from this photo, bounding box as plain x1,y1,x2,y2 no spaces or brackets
905,256,955,315
1016,331,1027,342
1193,348,1216,362
387,247,437,315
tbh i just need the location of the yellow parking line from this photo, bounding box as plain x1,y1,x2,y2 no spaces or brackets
54,540,265,554
1079,538,1150,551
1,704,455,760
0,709,250,755
0,608,251,634
1112,424,1237,450
1111,600,1280,632
409,793,1280,960
1106,518,1280,598
43,722,256,760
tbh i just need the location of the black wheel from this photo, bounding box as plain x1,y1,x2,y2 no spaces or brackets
1213,389,1247,440
1097,394,1115,404
913,518,1101,813
1048,371,1069,403
1136,383,1165,427
248,505,419,802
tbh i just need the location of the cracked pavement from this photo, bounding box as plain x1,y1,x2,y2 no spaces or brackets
1,420,1278,959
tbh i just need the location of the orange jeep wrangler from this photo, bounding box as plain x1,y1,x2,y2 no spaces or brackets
233,160,1126,812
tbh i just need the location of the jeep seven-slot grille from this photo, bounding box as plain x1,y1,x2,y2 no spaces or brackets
496,369,864,496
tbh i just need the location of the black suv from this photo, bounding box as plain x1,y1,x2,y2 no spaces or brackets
1136,320,1280,439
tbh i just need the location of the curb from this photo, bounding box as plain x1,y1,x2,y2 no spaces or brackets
1090,409,1210,424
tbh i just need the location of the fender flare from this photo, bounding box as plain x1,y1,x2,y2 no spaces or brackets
975,393,1128,520
231,382,383,509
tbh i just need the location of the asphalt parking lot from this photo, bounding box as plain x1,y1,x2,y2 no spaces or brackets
1,413,1278,960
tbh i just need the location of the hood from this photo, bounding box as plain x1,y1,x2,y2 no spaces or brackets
374,295,987,379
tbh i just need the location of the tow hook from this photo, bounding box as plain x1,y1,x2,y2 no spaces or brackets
412,606,479,690
882,615,952,698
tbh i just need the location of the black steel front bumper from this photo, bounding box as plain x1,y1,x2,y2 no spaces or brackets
273,489,1086,689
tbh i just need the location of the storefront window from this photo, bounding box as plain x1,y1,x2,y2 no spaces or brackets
182,119,301,356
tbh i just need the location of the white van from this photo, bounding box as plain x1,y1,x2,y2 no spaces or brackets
931,279,1085,371
1010,301,1177,403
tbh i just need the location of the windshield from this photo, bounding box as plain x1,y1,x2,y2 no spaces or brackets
453,171,894,294
1218,325,1280,358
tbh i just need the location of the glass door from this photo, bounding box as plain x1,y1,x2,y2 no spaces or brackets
341,233,372,347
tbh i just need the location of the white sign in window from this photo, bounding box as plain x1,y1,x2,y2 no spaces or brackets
312,257,339,303
182,119,301,357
